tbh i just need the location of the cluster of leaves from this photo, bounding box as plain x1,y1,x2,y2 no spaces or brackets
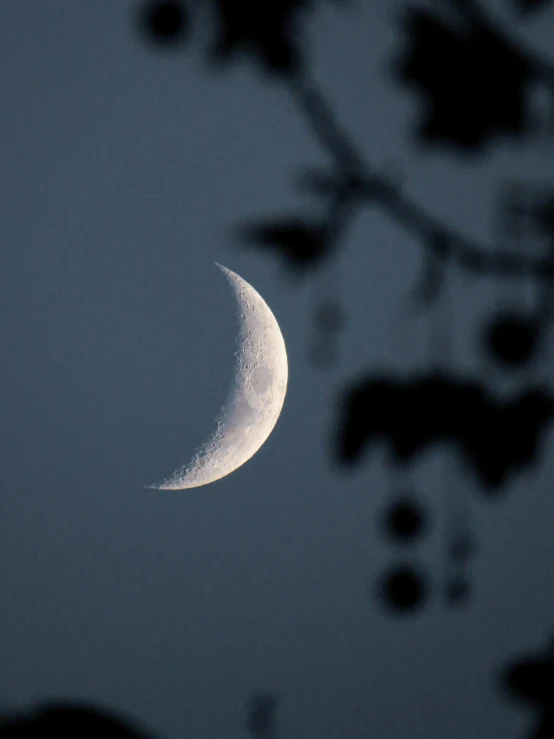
335,371,554,492
137,2,554,499
138,0,347,75
138,0,554,269
395,6,533,152
0,702,153,738
239,216,328,272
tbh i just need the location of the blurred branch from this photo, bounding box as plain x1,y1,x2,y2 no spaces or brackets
288,68,554,281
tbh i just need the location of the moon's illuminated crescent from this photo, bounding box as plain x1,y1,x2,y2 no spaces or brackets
151,263,288,490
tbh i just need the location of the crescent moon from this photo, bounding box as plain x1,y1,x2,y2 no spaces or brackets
151,263,288,490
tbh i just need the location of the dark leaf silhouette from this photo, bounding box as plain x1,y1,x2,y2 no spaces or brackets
139,0,189,46
395,6,531,151
0,702,154,738
238,216,327,271
209,0,314,76
377,562,428,614
499,635,554,739
502,658,554,704
245,692,279,738
482,310,542,369
381,498,429,542
533,194,554,242
335,370,554,492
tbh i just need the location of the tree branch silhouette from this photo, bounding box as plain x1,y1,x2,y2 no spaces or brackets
139,1,554,622
287,67,554,282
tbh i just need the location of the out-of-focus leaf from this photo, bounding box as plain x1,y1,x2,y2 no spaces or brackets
533,194,554,242
138,0,190,46
0,702,154,738
334,371,554,492
237,215,327,271
381,498,429,542
394,6,532,152
482,309,541,369
499,636,554,739
376,562,428,614
209,0,314,76
502,658,554,703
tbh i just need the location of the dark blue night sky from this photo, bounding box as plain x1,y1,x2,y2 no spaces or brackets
2,2,554,738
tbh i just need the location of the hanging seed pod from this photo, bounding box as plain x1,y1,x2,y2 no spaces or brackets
482,310,541,369
382,498,429,543
376,562,429,614
139,1,189,45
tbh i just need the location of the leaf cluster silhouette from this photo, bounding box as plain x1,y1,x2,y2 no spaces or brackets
209,0,312,76
396,6,532,151
0,702,155,739
335,371,554,492
239,217,327,271
377,561,428,614
139,0,189,46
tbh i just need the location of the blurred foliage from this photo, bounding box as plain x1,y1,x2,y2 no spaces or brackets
395,6,532,152
0,702,154,738
335,371,554,493
381,498,429,543
377,562,428,614
482,310,542,369
499,633,554,738
238,216,328,271
138,0,189,46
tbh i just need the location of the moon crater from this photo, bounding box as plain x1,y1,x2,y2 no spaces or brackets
249,366,273,394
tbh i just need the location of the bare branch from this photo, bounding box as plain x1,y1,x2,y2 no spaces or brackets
287,69,554,283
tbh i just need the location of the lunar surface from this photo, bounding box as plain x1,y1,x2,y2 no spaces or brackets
151,263,288,489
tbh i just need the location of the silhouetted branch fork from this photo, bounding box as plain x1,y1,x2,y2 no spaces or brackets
288,73,364,177
287,70,554,282
357,176,554,279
